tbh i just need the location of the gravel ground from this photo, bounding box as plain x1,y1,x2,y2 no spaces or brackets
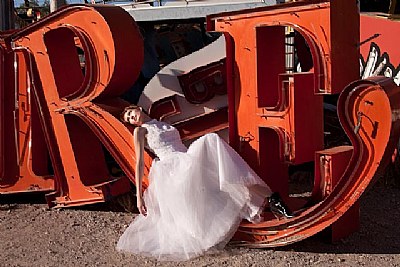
1,183,400,267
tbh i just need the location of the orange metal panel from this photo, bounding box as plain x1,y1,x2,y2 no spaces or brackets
234,76,400,247
208,1,360,95
2,5,145,206
360,15,400,84
360,15,400,66
0,41,54,193
313,146,353,201
208,1,400,247
314,146,360,242
1,1,399,249
0,42,4,178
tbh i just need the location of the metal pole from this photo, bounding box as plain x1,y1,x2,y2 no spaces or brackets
389,0,398,14
50,0,66,12
50,0,56,12
0,0,15,31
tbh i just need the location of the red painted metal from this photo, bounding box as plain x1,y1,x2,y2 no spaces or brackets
234,77,400,247
141,35,228,144
313,146,360,242
1,5,146,206
0,41,4,179
1,0,400,248
0,37,54,194
313,146,353,201
207,1,400,246
208,0,358,195
360,14,400,85
149,95,182,121
360,14,400,66
1,5,230,207
208,1,360,95
178,59,226,104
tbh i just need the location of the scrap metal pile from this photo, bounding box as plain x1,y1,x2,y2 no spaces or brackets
1,0,400,246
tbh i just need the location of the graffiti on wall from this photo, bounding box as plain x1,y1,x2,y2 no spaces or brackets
360,42,400,85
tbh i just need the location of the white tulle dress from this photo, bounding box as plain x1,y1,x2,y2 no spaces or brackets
117,119,271,261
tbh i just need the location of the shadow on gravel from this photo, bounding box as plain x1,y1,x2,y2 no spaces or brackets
2,179,400,256
277,184,400,255
0,192,130,214
0,192,47,205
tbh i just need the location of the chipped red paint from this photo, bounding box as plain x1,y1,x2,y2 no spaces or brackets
1,5,146,207
360,14,400,84
1,1,400,247
209,0,400,246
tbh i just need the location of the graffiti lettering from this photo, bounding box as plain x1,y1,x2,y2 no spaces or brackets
360,42,400,85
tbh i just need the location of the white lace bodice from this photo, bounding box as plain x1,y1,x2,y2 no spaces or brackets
141,119,187,160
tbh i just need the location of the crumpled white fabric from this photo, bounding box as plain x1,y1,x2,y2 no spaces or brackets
117,120,271,261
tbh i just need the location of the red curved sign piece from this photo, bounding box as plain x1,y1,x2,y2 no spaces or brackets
4,5,144,206
1,1,400,248
236,77,400,247
208,0,400,246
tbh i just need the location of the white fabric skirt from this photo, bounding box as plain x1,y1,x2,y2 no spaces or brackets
116,133,271,261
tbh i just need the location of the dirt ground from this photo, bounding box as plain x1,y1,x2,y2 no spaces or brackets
1,182,400,267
